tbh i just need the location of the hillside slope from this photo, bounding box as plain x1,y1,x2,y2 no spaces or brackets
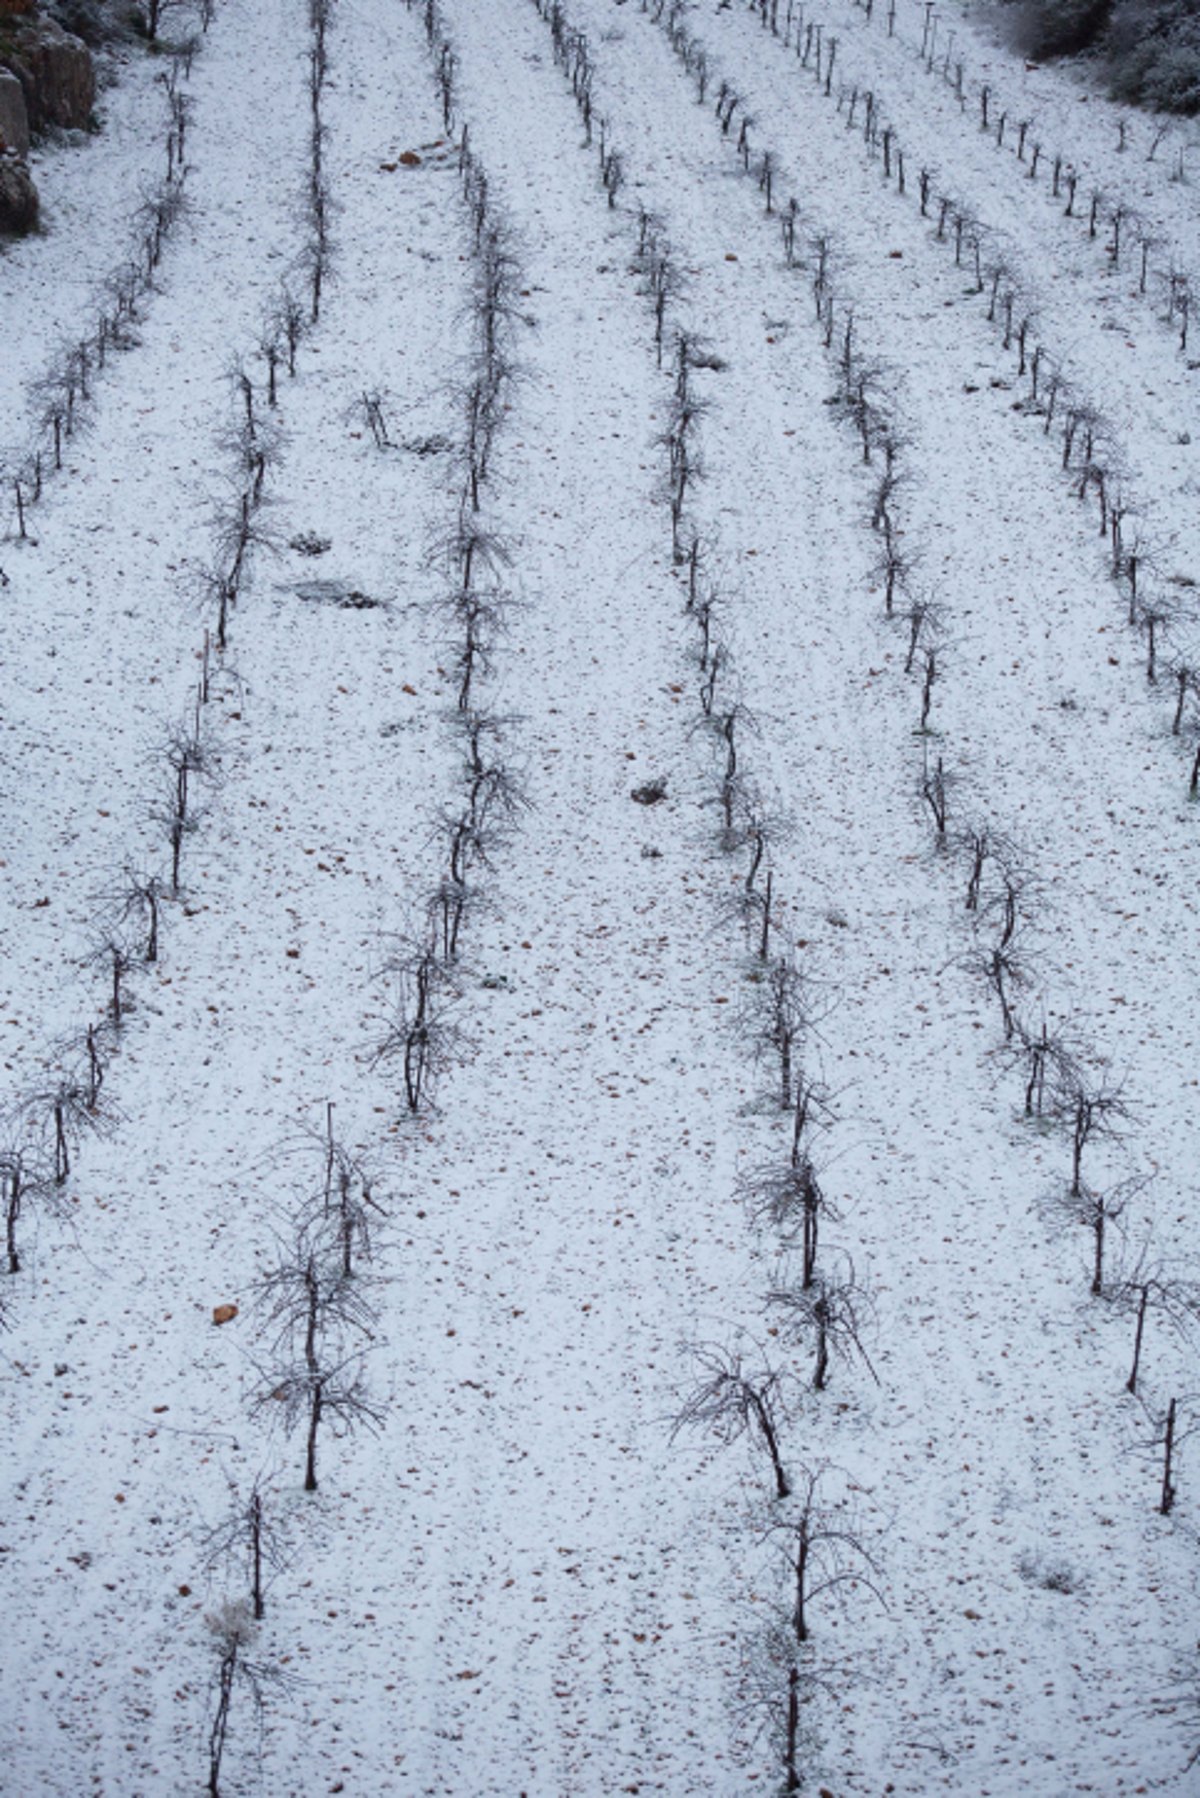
1,1,1197,1793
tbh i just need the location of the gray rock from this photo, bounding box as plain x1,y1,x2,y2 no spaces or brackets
0,67,29,155
0,151,38,232
0,14,95,134
293,577,384,611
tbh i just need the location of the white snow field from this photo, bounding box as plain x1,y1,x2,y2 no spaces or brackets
1,0,1198,1793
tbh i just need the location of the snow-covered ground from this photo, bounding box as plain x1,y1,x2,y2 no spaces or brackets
1,0,1197,1793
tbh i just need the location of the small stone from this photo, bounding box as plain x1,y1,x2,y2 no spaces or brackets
631,778,668,805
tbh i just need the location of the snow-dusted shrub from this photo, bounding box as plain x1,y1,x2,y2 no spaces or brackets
742,1154,841,1290
768,1254,880,1393
370,934,462,1114
1002,0,1111,62
1017,1548,1084,1594
131,0,193,43
204,1595,294,1797
252,1215,384,1492
1,1142,52,1276
1005,0,1200,113
673,1342,793,1499
152,715,218,894
43,0,123,46
1108,2,1200,114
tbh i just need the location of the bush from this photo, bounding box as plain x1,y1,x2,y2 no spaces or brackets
1004,0,1112,60
43,1,127,45
1002,0,1200,115
1108,0,1200,114
1017,1548,1085,1594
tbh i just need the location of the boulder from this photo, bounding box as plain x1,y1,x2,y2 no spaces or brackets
0,12,95,134
0,66,29,153
0,151,37,231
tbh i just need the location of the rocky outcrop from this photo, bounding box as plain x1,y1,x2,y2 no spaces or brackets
0,150,38,231
0,9,95,134
0,65,29,152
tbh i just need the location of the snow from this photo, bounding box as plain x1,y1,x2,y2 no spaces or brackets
1,0,1197,1792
